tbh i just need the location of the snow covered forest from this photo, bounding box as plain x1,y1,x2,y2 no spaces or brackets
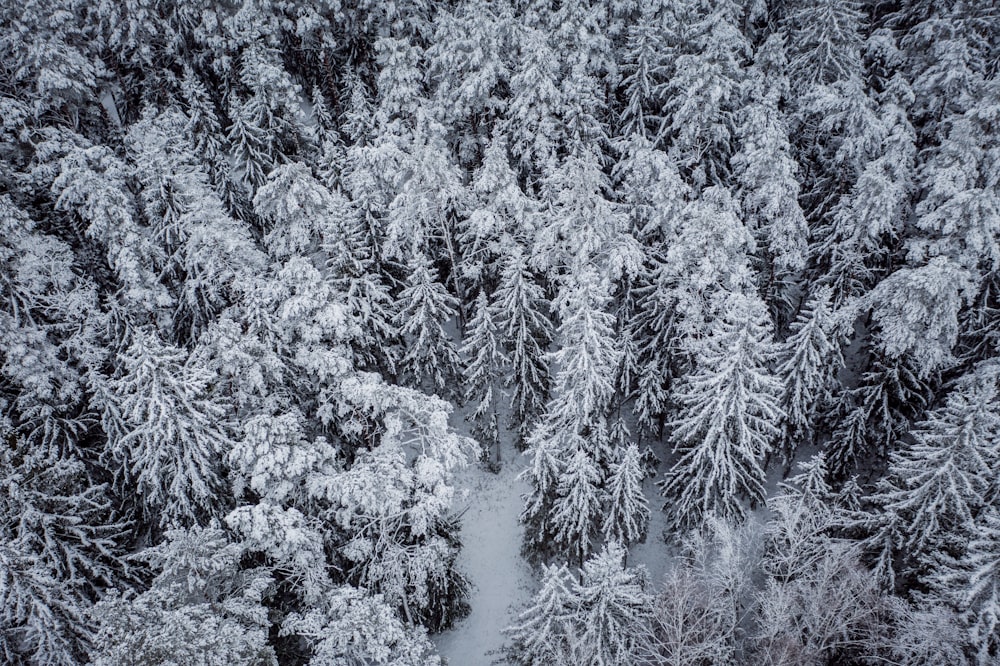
2,0,1000,663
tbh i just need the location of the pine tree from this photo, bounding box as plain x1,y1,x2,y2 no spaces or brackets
318,190,400,375
504,563,576,666
127,108,264,342
101,329,232,527
732,35,809,307
550,447,604,566
629,255,682,436
252,161,338,260
521,266,621,561
462,290,508,465
492,248,552,442
51,147,169,311
0,434,125,666
395,251,463,394
547,268,620,436
873,363,1000,575
602,443,650,547
927,507,1000,664
533,147,630,280
782,0,865,92
506,26,562,171
459,133,533,293
777,287,844,462
869,256,975,378
813,79,916,307
828,354,933,477
660,0,749,186
520,431,565,553
228,45,307,193
661,292,784,530
660,186,757,340
88,526,276,666
571,541,652,666
619,2,670,139
282,586,442,666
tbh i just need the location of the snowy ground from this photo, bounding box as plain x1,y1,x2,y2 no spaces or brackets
433,401,816,665
624,464,675,584
434,403,678,664
434,426,536,665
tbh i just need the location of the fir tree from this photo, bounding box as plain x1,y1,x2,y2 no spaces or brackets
571,541,652,666
776,287,844,463
602,443,650,547
101,328,233,528
462,290,508,465
550,447,604,566
873,363,1000,576
504,563,576,666
395,251,463,394
492,248,552,442
661,292,784,530
927,506,1000,664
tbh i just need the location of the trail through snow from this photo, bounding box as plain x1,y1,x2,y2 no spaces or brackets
434,421,535,665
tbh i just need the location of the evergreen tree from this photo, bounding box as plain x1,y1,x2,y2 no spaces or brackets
927,506,1000,664
732,35,809,309
0,433,125,666
619,1,670,140
101,329,232,528
282,586,442,666
828,354,933,477
504,563,576,666
776,287,844,462
492,248,552,442
571,541,652,666
462,290,508,465
395,251,463,394
661,292,784,530
602,443,650,547
550,447,604,566
660,0,749,186
547,268,620,437
459,133,533,292
88,526,275,666
873,363,1000,578
506,26,563,172
782,0,865,92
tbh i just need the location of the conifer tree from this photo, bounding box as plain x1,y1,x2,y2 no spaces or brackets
777,287,844,462
506,26,563,172
462,290,508,465
619,2,670,139
571,541,652,666
873,363,1000,577
602,443,651,547
782,0,865,92
504,563,576,665
395,251,463,394
88,526,275,666
550,447,604,566
492,248,552,441
661,292,784,530
101,329,232,527
732,35,808,310
926,506,1000,664
0,433,125,666
660,0,749,186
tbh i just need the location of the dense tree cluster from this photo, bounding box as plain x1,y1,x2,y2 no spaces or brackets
1,0,998,664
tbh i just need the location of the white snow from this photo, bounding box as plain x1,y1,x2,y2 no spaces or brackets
625,466,674,584
433,414,537,665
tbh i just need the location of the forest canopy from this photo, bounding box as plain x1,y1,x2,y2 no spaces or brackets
1,0,999,664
